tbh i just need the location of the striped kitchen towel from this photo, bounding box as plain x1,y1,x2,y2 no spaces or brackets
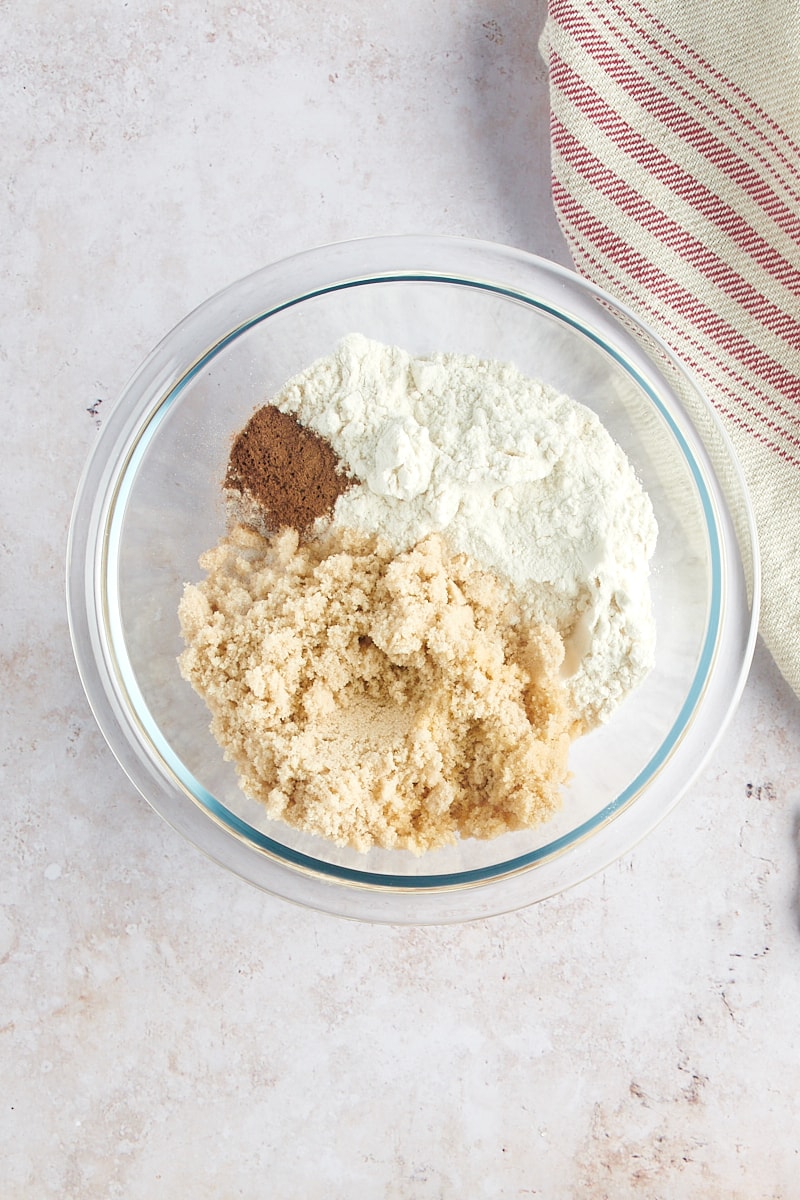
542,0,800,697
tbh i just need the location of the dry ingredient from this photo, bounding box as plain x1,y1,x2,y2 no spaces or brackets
179,335,658,853
274,334,657,727
225,404,352,535
178,524,575,854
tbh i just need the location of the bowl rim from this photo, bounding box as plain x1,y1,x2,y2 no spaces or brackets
66,234,760,922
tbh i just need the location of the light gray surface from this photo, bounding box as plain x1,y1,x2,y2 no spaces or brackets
2,3,799,1196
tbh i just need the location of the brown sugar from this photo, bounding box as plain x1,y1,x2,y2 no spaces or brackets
225,404,352,534
178,524,577,854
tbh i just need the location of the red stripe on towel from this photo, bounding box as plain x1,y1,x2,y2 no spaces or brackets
551,117,800,351
552,180,800,403
550,54,800,295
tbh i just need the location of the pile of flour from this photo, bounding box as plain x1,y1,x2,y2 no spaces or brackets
275,334,657,727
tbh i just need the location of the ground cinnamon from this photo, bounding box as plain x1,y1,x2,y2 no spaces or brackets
225,405,352,534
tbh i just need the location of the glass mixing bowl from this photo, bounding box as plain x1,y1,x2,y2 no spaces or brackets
67,236,759,923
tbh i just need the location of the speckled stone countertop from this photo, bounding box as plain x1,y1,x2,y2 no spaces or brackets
3,3,800,1196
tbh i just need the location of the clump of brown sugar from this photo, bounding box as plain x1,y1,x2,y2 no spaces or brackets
178,523,578,854
225,404,352,535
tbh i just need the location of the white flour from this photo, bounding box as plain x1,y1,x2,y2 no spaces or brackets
276,334,657,727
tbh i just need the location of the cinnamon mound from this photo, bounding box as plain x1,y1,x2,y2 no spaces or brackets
225,405,352,534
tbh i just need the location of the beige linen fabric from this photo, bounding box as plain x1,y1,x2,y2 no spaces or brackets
542,0,800,695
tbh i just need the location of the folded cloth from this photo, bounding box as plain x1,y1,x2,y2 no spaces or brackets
542,0,800,697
